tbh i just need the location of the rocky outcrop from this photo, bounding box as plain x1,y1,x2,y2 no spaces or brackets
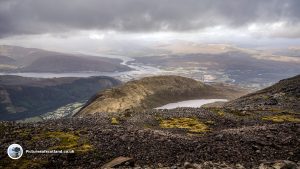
258,160,299,169
101,157,134,169
224,74,300,113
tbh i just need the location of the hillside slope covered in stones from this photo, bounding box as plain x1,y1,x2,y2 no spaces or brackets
224,74,300,113
1,107,299,168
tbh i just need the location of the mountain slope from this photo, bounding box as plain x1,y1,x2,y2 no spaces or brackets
224,74,300,113
20,54,129,72
0,55,15,64
0,45,131,72
0,76,121,120
76,75,247,116
0,55,17,71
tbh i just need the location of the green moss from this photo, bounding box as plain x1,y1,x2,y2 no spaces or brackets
262,95,269,99
45,131,79,150
111,117,119,125
203,107,226,117
143,124,152,129
33,131,93,153
159,117,209,133
205,120,215,125
154,114,163,121
269,109,287,113
262,115,300,123
14,129,31,138
76,143,93,153
18,159,48,169
217,111,225,116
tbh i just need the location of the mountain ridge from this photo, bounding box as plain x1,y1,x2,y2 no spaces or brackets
0,45,131,72
76,75,248,116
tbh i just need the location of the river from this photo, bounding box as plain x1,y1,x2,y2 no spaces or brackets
0,54,163,81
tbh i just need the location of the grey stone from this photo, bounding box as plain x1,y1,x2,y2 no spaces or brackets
101,156,134,169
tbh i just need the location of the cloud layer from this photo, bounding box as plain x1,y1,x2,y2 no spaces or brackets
0,0,300,38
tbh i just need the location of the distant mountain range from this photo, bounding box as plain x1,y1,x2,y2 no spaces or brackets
0,45,131,73
130,42,300,88
0,76,121,120
76,75,248,116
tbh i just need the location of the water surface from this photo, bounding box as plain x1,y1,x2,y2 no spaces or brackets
155,99,228,109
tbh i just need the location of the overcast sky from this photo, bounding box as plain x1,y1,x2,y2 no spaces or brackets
0,0,300,53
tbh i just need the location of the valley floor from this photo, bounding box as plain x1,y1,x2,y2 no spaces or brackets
0,108,299,169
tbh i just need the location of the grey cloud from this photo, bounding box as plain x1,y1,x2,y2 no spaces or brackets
0,0,300,38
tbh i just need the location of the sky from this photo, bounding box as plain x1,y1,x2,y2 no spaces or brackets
0,0,300,54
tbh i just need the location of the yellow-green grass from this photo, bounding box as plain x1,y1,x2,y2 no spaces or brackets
111,117,119,125
262,115,300,123
159,117,209,133
202,107,225,116
33,131,92,152
205,120,215,125
217,111,225,116
17,159,48,169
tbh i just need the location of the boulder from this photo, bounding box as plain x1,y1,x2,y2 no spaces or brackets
101,157,134,169
258,160,299,169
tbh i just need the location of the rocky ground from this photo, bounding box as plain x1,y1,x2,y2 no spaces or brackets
0,108,299,169
224,74,300,113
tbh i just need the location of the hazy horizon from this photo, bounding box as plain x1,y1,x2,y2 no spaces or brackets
0,0,299,89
